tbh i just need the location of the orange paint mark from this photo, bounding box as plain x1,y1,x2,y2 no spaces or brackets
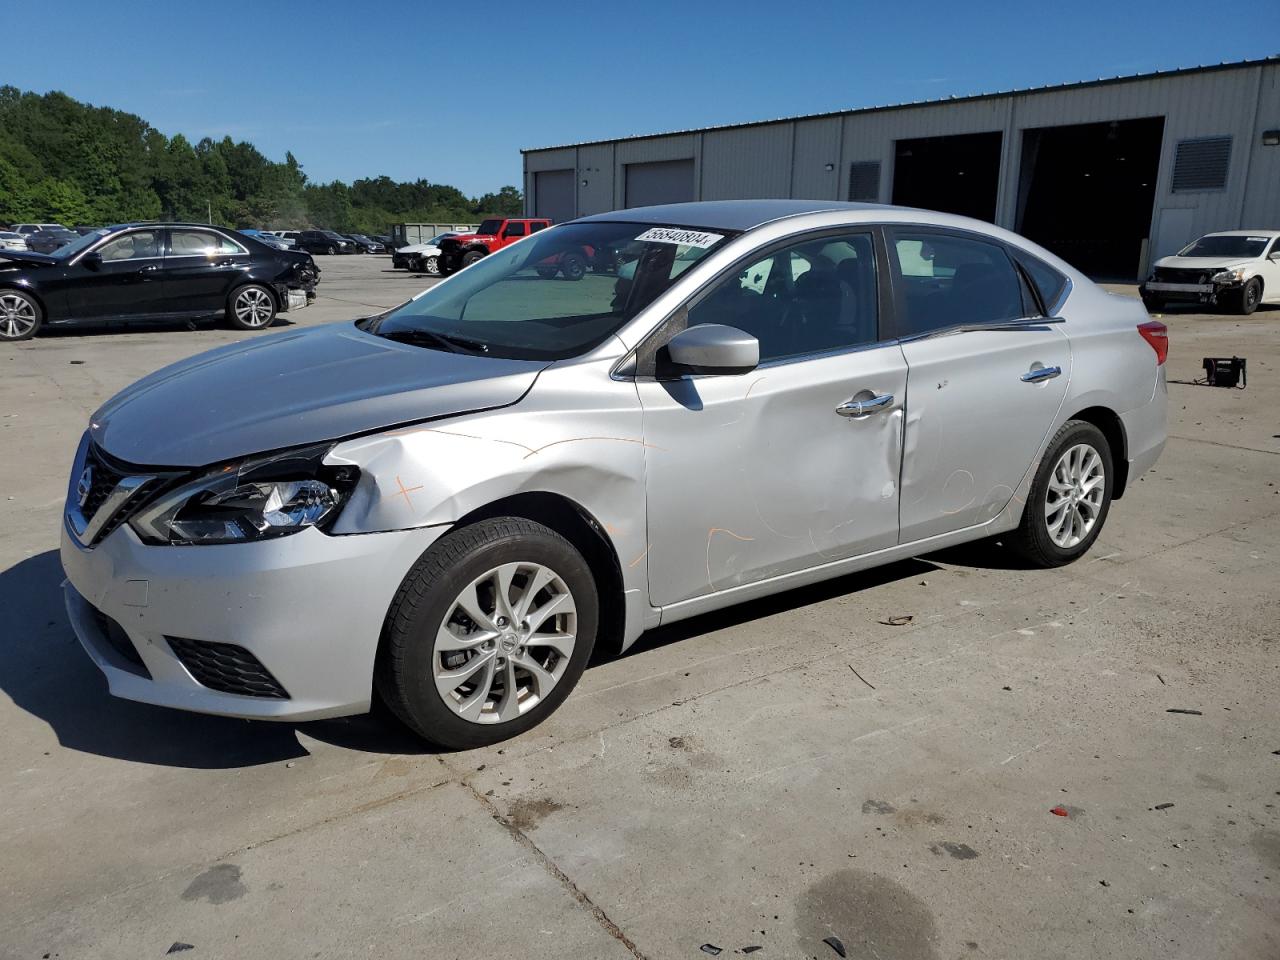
392,475,424,509
705,527,755,588
628,544,652,568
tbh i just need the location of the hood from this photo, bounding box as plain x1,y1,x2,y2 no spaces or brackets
0,249,59,267
1155,256,1253,271
447,233,490,244
90,322,548,467
397,241,441,254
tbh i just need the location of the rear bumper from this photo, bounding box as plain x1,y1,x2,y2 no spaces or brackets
1120,370,1167,484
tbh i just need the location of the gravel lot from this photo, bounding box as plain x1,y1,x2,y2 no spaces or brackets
1,256,1277,959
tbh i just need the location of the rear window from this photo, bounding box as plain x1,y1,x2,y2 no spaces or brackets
1011,250,1068,314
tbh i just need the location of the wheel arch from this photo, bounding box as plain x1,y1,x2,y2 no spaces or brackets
1064,405,1129,499
449,491,627,659
0,283,48,317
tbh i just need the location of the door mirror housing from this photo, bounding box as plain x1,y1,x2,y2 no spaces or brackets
81,251,102,269
664,323,759,376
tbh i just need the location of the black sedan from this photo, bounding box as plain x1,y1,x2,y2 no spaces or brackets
26,228,81,254
0,223,320,341
345,233,385,253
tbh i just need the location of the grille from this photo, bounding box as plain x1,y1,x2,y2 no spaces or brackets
88,604,151,678
167,636,290,699
1153,267,1212,284
80,445,127,521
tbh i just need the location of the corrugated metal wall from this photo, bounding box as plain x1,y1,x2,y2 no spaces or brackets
523,62,1280,275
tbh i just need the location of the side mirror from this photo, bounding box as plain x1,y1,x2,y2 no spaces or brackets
664,323,759,376
81,251,102,269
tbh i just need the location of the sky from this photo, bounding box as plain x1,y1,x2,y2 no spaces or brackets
3,1,1278,198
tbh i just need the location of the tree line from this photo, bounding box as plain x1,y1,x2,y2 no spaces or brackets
0,86,523,234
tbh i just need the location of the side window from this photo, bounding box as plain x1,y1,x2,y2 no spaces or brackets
889,231,1024,336
1011,249,1067,314
529,221,549,233
686,232,879,363
504,222,527,238
168,230,218,257
216,235,246,255
97,229,163,262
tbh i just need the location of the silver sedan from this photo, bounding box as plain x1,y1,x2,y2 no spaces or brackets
60,200,1167,748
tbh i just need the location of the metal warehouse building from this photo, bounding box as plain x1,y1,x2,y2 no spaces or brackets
522,57,1280,279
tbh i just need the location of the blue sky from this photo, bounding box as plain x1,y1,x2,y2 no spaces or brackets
4,1,1277,197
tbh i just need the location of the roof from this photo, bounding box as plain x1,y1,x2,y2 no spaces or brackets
575,199,886,231
523,56,1279,154
1204,229,1280,237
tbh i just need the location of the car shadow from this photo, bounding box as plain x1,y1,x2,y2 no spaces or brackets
0,550,425,769
35,317,297,339
4,543,1014,767
616,556,939,661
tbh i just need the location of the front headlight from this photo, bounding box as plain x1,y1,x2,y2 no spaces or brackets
1211,268,1246,282
130,443,359,545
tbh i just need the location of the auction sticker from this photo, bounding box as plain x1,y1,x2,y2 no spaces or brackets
635,227,724,248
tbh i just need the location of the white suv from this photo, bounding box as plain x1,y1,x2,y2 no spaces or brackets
1141,230,1280,314
12,223,68,236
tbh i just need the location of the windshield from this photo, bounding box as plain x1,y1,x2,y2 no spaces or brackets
477,219,503,235
371,221,733,360
55,229,111,258
1177,235,1271,258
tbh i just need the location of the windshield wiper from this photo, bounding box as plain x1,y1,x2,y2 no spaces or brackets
379,328,489,354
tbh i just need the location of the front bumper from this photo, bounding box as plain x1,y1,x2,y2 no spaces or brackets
1140,278,1241,304
60,519,447,721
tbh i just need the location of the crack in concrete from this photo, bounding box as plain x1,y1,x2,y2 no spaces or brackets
462,780,650,960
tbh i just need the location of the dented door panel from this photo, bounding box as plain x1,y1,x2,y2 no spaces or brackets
639,343,908,608
898,326,1071,543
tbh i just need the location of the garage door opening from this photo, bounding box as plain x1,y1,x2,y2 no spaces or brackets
533,169,575,225
625,159,695,208
892,132,1003,222
1016,117,1164,280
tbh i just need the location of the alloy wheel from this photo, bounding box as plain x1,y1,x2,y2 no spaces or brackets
433,562,577,724
0,293,37,339
233,288,274,328
1044,442,1105,548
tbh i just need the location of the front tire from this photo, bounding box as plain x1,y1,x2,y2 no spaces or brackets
423,255,440,275
1232,278,1262,315
0,290,42,341
325,245,337,256
227,284,277,330
1141,295,1163,314
376,517,598,750
1009,420,1113,568
460,250,485,269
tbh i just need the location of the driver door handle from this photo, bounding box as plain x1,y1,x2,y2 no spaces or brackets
836,393,894,417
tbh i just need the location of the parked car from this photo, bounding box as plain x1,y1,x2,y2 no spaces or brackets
1140,230,1280,315
0,230,29,251
12,222,68,236
295,230,356,255
371,234,394,249
26,228,82,254
72,225,101,236
56,199,1166,748
243,230,293,251
0,222,320,340
436,218,551,274
392,232,457,273
345,234,385,254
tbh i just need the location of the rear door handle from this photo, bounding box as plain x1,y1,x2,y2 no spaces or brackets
836,393,894,417
1020,365,1062,383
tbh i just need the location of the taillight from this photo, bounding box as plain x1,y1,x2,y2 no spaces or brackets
1137,320,1168,365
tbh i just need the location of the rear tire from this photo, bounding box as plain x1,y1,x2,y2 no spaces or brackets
1008,420,1114,568
376,517,598,750
560,252,587,281
0,289,42,341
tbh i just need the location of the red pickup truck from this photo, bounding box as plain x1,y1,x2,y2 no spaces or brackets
436,217,552,275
